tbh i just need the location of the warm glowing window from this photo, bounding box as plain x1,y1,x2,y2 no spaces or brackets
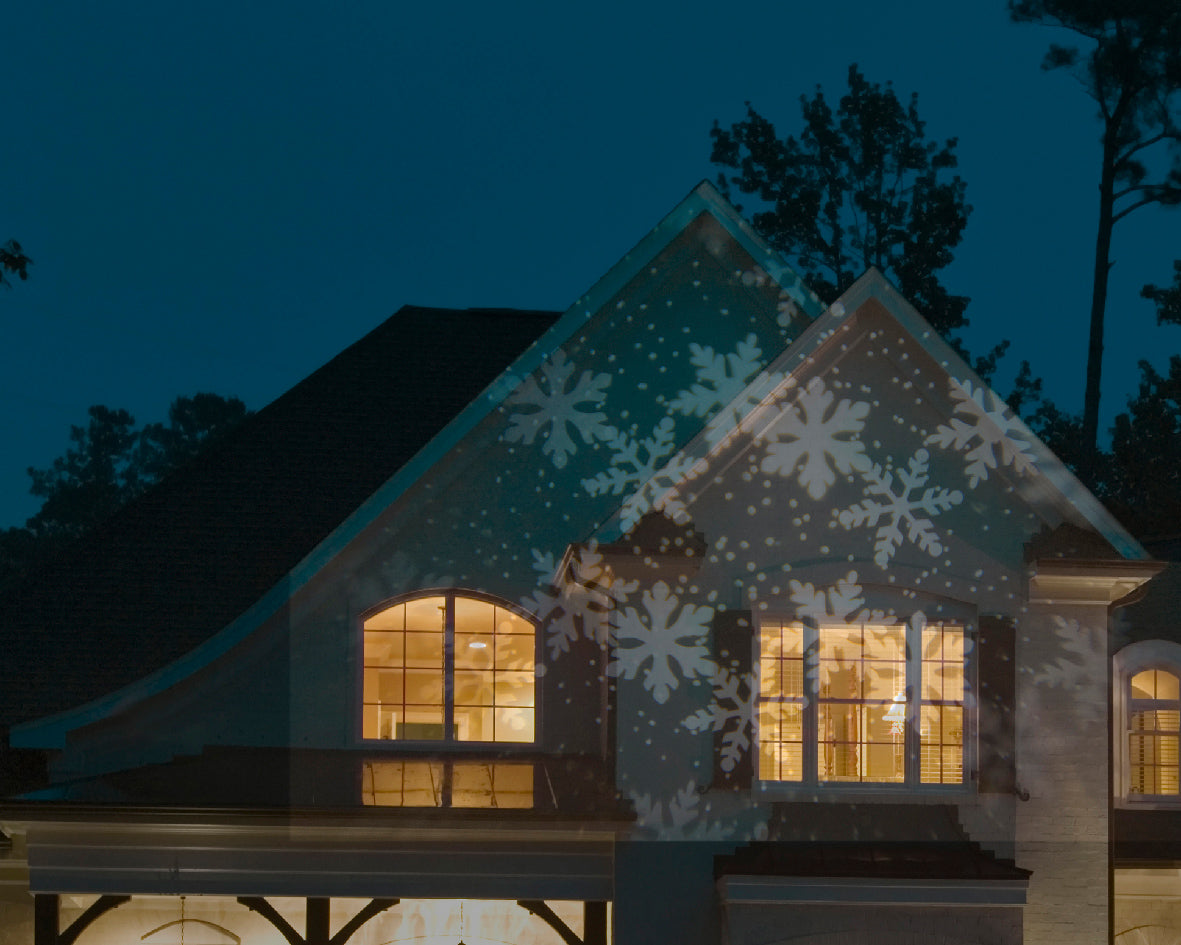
362,760,534,808
1129,669,1180,796
362,593,536,744
758,617,965,786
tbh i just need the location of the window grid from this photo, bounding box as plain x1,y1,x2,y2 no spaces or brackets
758,618,965,787
362,593,536,744
362,761,534,808
1129,669,1181,796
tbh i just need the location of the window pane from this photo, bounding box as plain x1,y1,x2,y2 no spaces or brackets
405,596,447,631
454,671,493,706
454,596,496,633
455,705,494,742
818,704,904,783
494,671,535,708
363,761,443,807
921,704,963,784
1133,670,1181,701
758,702,802,781
495,634,535,670
494,707,535,742
1131,733,1181,794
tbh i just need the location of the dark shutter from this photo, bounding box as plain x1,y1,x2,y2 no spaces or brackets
977,615,1016,794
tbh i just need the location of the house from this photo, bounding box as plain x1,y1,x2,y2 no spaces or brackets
0,182,1176,945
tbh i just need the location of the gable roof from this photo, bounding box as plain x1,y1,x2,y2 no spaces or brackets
0,306,558,728
10,181,826,746
622,269,1148,562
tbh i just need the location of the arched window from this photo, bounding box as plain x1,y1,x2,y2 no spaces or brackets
362,591,537,744
1115,640,1181,803
1128,668,1180,796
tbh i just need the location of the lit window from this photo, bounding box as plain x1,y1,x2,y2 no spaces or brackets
362,593,536,743
362,761,534,808
1129,669,1180,796
758,617,965,786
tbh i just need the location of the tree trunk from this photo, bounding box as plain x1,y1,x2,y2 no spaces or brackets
1082,139,1118,464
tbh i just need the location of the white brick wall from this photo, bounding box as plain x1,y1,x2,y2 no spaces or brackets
1016,603,1111,945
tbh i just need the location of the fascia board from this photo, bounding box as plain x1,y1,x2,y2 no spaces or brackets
717,874,1028,907
11,182,816,750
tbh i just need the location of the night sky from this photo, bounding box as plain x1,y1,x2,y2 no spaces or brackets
1,1,1176,528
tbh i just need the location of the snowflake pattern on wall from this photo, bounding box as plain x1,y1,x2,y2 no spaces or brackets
630,780,702,835
681,665,755,773
789,570,870,625
609,580,714,704
521,545,637,660
668,333,763,419
581,418,697,532
836,448,963,568
926,377,1037,488
760,376,871,500
502,350,616,468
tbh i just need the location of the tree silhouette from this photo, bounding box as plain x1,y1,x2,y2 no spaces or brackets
1143,260,1181,327
710,64,972,342
1104,357,1181,536
1010,0,1181,456
0,394,250,588
0,239,31,289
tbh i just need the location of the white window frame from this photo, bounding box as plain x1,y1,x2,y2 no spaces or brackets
1114,639,1181,807
359,588,541,748
754,607,975,796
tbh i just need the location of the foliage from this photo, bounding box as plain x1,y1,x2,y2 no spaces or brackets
1143,260,1181,326
0,394,250,588
1104,357,1181,536
1010,0,1181,452
0,239,31,289
710,64,971,340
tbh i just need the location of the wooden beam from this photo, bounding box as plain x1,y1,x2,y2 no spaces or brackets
34,894,131,945
584,901,607,945
330,899,399,945
516,900,583,945
237,897,304,945
306,898,330,945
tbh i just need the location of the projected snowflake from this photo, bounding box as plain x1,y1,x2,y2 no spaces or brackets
608,581,713,704
760,376,871,500
502,350,616,468
926,377,1037,488
836,448,963,567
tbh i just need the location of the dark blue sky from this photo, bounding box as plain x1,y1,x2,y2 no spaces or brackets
1,1,1176,528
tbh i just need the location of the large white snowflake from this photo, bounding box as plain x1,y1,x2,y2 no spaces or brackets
1034,615,1103,690
609,581,714,704
630,780,702,835
789,570,870,625
522,545,638,660
502,350,616,468
669,333,763,419
836,448,963,568
760,376,871,500
581,418,697,532
926,377,1037,488
682,665,755,774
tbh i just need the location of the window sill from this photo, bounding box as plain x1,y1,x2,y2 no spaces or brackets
1116,795,1181,810
753,781,972,804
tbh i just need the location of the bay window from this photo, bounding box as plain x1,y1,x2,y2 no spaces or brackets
757,615,966,786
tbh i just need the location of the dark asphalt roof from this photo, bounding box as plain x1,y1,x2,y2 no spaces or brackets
0,306,559,727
